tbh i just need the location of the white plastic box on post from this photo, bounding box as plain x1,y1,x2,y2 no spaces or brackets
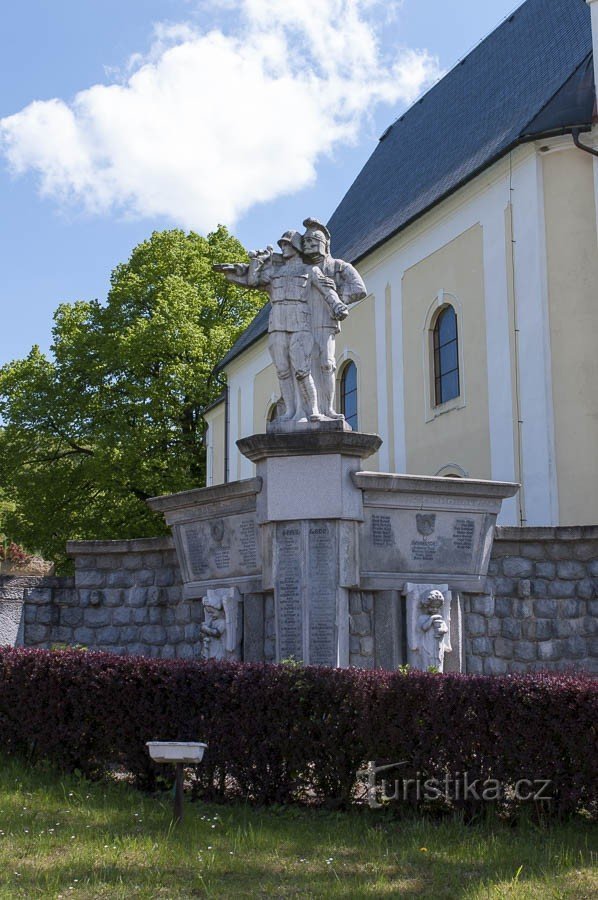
146,742,207,823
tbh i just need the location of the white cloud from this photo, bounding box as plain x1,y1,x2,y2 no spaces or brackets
0,0,440,230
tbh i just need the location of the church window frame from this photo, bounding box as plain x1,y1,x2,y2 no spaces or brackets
423,290,466,422
433,305,460,405
339,359,359,430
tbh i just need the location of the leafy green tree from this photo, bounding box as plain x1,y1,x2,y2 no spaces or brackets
0,227,265,566
0,472,16,556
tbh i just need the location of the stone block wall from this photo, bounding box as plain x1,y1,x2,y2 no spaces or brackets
23,537,200,660
349,590,403,670
464,526,597,674
1,575,76,648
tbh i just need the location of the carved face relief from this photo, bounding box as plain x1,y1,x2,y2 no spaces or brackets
205,603,223,617
420,590,445,614
279,240,296,260
302,230,327,258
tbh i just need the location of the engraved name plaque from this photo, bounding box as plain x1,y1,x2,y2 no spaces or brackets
307,522,337,667
179,514,260,583
352,471,518,594
361,507,485,578
275,524,304,662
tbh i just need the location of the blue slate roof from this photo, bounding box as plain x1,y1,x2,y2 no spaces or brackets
218,0,594,372
329,0,593,263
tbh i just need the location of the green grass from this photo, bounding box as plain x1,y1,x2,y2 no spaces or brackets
0,755,595,898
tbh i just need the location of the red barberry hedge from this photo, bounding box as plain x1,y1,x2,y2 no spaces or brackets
0,648,595,818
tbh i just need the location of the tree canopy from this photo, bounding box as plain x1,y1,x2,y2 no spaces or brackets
0,227,265,566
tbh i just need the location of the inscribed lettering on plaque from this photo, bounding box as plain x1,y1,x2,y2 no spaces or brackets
361,507,481,576
275,524,304,662
307,522,337,667
180,514,260,582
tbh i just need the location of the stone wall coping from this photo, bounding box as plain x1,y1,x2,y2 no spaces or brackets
0,574,75,587
66,536,175,556
353,471,519,499
146,477,262,513
495,525,598,541
238,432,381,462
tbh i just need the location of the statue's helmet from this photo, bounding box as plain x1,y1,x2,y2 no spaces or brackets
277,230,302,253
302,217,331,254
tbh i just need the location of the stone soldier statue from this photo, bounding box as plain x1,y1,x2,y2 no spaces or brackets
215,230,346,425
301,217,367,420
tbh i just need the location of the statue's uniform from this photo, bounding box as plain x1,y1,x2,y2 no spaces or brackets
249,257,342,420
262,259,339,382
308,255,366,417
310,256,366,370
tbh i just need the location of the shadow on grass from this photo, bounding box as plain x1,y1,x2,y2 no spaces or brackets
0,754,595,898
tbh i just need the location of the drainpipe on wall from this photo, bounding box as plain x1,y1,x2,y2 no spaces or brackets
507,157,526,527
585,0,598,252
587,1,598,91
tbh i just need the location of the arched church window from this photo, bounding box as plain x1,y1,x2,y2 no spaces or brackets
433,305,460,405
340,360,358,430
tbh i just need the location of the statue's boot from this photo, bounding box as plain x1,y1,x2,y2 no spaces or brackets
320,368,345,419
297,374,323,422
278,374,296,421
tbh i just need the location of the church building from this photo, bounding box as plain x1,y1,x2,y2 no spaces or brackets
205,0,598,528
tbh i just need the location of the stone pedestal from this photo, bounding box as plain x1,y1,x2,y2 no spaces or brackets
238,431,381,665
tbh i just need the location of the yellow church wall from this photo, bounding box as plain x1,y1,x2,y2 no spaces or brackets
253,356,280,434
335,292,380,468
542,148,598,525
401,224,492,478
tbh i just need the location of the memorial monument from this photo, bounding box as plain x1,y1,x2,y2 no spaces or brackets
148,219,518,672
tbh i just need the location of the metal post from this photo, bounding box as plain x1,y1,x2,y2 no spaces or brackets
173,762,184,824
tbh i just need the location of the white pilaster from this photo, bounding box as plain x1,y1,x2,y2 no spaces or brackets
391,276,407,472
585,2,598,250
481,185,518,525
372,276,390,471
510,152,559,525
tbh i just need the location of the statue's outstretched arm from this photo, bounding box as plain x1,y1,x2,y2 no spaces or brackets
213,246,275,288
212,262,251,287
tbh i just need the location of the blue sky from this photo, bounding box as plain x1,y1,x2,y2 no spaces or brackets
0,0,518,368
